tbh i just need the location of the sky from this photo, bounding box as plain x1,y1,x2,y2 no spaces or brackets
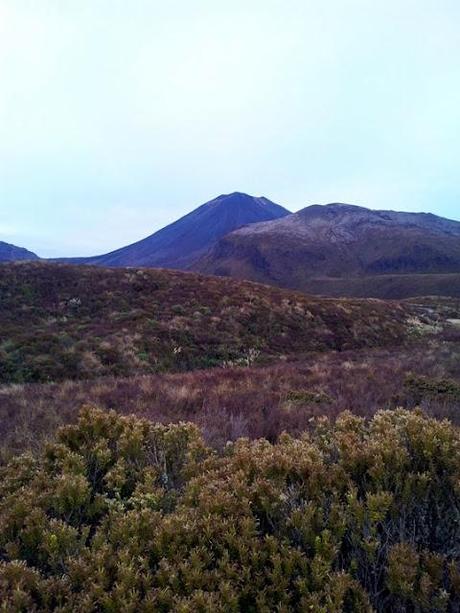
1,0,459,257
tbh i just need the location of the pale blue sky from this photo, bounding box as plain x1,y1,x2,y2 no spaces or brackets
1,0,459,257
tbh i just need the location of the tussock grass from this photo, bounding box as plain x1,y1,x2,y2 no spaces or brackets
2,336,459,463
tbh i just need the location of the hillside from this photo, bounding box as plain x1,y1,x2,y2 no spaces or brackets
297,273,460,299
63,192,289,268
195,203,460,297
0,261,413,383
0,240,38,262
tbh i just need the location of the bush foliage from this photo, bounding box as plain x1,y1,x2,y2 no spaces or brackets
404,374,460,406
1,407,460,611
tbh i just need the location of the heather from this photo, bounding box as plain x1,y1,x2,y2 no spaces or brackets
1,406,460,611
2,335,460,463
0,262,411,384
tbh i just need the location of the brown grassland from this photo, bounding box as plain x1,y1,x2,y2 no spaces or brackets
1,263,460,611
1,262,458,463
0,261,412,384
1,328,460,464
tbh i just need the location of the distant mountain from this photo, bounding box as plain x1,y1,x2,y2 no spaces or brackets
0,241,38,262
195,203,460,297
67,192,289,268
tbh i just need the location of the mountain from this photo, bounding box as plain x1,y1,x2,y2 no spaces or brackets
67,192,289,268
195,203,460,297
0,241,38,262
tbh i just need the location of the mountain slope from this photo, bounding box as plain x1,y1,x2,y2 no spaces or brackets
293,273,460,299
67,192,289,268
0,241,38,262
195,203,460,296
0,261,413,383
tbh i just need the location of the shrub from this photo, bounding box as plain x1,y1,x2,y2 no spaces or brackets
1,407,460,610
286,389,332,405
404,374,460,406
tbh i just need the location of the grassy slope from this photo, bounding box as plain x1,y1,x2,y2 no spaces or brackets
0,262,411,384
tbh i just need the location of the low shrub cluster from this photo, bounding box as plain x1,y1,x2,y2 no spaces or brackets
404,374,460,406
1,407,459,611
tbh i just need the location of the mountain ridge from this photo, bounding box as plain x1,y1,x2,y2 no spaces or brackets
8,194,460,299
0,241,39,262
194,202,460,296
61,192,289,268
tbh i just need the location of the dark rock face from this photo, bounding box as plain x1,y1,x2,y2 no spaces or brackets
194,203,460,297
64,192,289,269
0,241,38,262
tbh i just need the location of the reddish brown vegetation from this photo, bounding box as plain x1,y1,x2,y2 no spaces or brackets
1,263,459,465
2,328,459,462
0,261,413,384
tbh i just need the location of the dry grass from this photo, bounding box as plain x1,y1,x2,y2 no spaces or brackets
1,264,458,462
2,328,459,463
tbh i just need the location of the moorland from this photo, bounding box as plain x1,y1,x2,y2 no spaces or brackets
1,202,460,611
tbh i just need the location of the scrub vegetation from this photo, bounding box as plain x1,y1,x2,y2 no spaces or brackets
1,407,460,611
1,262,460,611
0,262,411,384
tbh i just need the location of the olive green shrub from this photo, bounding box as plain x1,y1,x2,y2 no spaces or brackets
1,406,460,611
